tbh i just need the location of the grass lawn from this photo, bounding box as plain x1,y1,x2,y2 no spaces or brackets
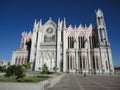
0,76,50,83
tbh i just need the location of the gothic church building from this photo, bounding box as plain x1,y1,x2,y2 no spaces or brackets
11,9,114,74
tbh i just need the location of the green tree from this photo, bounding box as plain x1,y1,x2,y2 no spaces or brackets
22,63,31,72
5,65,16,77
7,61,10,66
0,65,6,72
42,63,49,74
5,65,25,79
15,66,25,79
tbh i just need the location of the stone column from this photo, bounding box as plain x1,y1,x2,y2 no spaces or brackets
108,49,114,74
35,30,41,71
94,55,96,70
76,49,79,72
66,54,68,72
56,28,61,72
63,29,67,72
72,56,74,69
88,49,91,73
78,53,80,72
69,56,70,72
82,56,83,71
85,57,86,70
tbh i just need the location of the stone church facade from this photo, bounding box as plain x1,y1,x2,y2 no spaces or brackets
11,9,114,74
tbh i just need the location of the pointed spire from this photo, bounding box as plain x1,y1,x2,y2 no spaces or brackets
88,24,92,30
49,17,52,21
25,32,27,35
85,24,87,28
28,31,32,35
34,19,37,27
64,17,66,28
68,24,72,30
58,18,60,30
74,25,77,29
58,18,60,24
22,31,25,36
95,9,97,14
69,24,72,28
39,19,42,26
38,19,42,28
97,8,103,16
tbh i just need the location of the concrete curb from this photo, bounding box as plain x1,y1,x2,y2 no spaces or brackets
39,74,65,89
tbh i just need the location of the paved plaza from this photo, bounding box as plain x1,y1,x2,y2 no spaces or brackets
47,74,120,90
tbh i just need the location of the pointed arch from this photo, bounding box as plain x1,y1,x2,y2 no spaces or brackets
68,36,74,48
89,31,98,48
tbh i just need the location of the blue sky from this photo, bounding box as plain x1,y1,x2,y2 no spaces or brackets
0,0,120,66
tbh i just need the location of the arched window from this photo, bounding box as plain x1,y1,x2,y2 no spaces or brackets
83,37,85,48
98,17,101,25
69,37,74,48
96,56,99,69
92,56,95,69
71,37,74,48
78,37,80,48
89,36,92,48
81,37,83,48
92,36,95,48
68,37,70,48
67,55,69,70
100,28,103,41
100,17,103,25
80,55,82,69
106,61,108,70
83,56,85,69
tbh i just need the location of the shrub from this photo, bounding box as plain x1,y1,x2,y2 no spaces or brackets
17,77,32,82
15,66,25,79
5,65,25,79
42,64,49,74
5,66,13,77
0,66,6,72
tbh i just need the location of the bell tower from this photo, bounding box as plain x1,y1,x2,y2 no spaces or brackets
96,9,114,74
96,9,109,46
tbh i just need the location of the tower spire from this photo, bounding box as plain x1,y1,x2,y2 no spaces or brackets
64,17,66,28
34,19,37,27
58,18,60,24
39,19,42,28
96,8,108,45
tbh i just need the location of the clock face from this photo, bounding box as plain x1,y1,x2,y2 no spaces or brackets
44,27,55,42
46,27,53,34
